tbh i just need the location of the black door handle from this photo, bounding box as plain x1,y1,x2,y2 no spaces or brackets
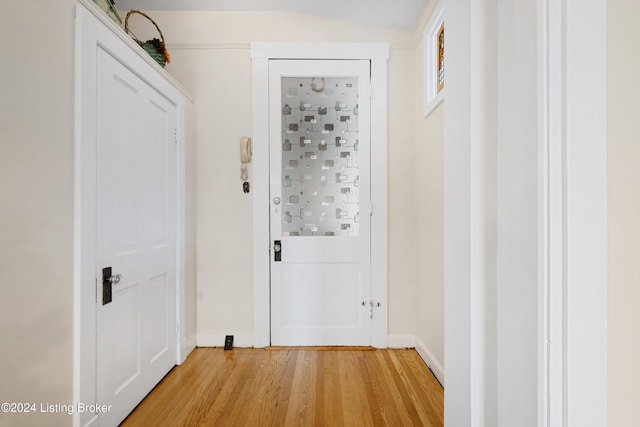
102,267,113,305
274,240,281,262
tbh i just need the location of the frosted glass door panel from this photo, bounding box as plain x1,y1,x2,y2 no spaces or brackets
280,77,360,237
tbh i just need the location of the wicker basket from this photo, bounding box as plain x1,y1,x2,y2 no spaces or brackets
125,10,170,68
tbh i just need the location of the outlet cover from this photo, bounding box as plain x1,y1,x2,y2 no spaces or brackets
224,335,234,351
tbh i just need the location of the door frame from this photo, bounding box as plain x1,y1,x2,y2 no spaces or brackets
443,0,607,424
74,2,191,426
251,43,389,348
538,0,607,424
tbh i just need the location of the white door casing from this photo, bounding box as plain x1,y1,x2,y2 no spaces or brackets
251,43,389,348
95,47,177,426
442,0,607,425
269,60,372,346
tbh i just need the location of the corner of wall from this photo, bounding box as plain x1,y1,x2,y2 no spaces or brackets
388,334,445,386
387,334,416,349
415,336,444,386
412,0,442,44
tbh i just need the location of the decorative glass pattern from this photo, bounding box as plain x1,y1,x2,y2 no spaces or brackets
280,77,360,237
437,22,445,93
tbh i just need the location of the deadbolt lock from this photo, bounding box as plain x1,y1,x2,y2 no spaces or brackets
102,268,122,305
274,240,282,262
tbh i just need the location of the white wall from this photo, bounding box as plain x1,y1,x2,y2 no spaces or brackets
0,2,76,426
413,1,445,381
608,1,640,425
146,11,419,346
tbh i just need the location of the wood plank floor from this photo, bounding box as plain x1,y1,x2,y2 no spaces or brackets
121,347,444,426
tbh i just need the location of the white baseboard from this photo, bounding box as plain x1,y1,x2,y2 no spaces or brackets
178,337,195,365
196,331,254,348
414,336,444,386
387,334,416,348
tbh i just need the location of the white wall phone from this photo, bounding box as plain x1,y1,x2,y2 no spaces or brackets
240,136,252,193
240,136,252,164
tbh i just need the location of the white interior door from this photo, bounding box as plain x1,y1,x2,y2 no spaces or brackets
96,47,177,425
269,60,372,346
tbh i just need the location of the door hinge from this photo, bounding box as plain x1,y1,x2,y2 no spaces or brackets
368,84,373,100
175,321,179,336
174,128,178,144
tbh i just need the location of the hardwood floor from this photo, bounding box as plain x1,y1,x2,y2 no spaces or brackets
121,347,444,426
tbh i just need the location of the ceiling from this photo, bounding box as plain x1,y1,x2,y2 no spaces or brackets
114,0,430,30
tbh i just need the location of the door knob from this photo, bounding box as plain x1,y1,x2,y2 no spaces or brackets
108,274,122,285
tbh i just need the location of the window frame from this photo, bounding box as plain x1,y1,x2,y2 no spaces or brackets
423,1,445,118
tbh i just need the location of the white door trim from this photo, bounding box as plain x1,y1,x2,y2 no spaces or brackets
251,43,389,348
444,0,606,425
74,2,190,426
538,0,607,425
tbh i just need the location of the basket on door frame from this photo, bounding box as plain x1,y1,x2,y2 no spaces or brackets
125,10,171,68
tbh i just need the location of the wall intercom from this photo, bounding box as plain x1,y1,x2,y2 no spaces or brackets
240,137,252,193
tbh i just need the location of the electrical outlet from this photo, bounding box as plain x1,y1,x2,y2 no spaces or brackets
224,335,234,351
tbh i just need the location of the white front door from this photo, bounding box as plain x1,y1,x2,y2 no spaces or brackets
269,60,372,346
96,47,177,425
